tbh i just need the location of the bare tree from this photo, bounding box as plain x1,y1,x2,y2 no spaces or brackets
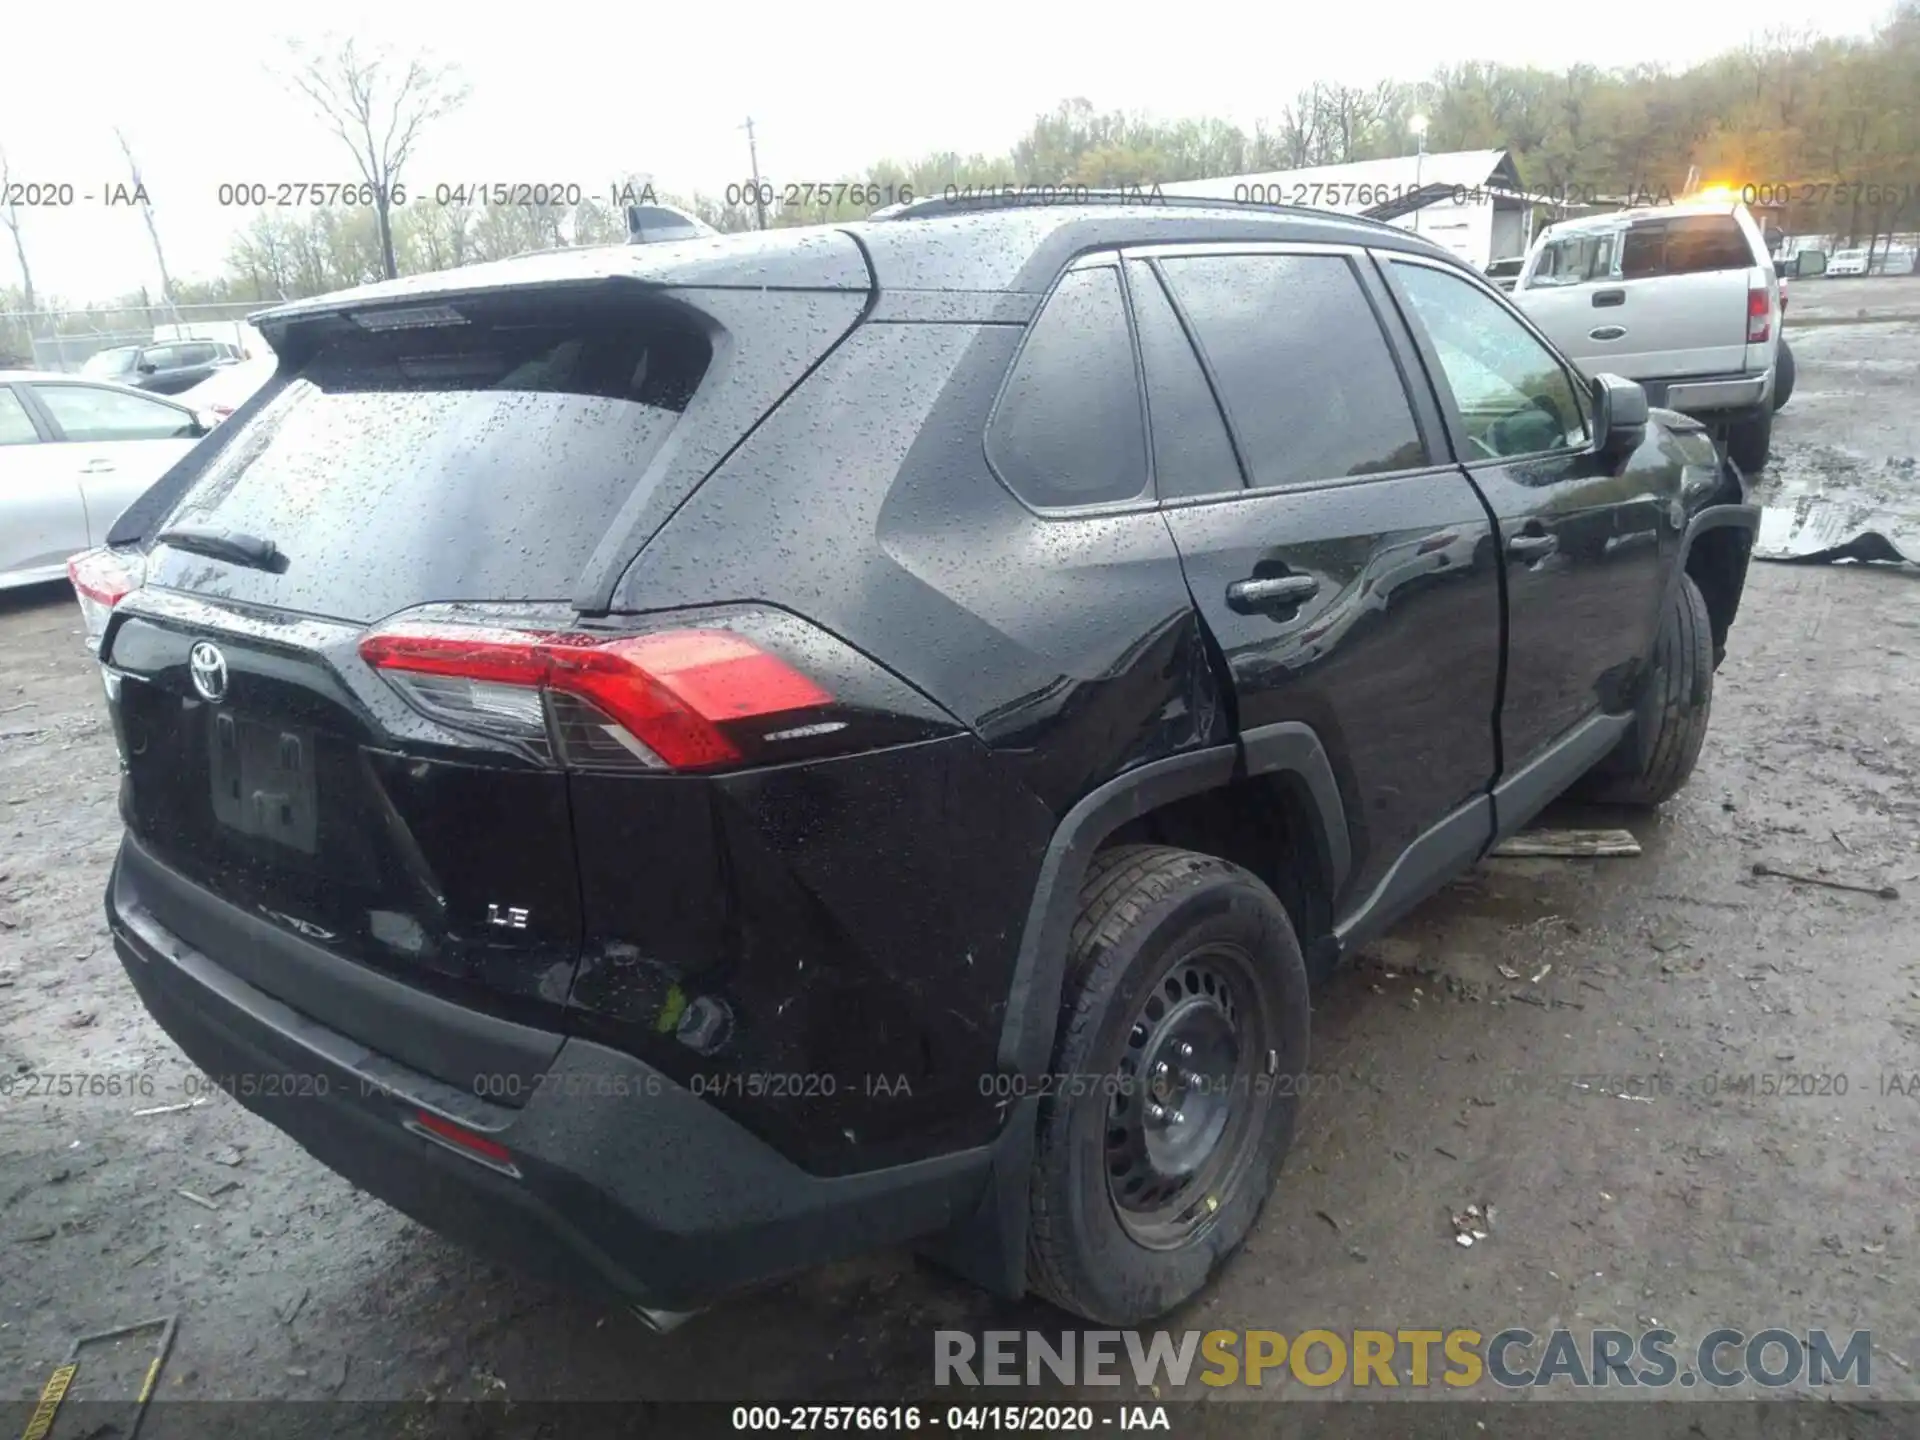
0,145,38,331
1278,86,1325,167
114,129,178,321
284,39,467,280
1322,82,1396,163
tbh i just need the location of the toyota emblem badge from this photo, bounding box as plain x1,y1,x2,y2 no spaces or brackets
189,641,229,703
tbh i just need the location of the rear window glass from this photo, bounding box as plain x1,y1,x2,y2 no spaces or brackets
82,348,139,378
987,266,1148,508
0,388,38,445
150,293,711,620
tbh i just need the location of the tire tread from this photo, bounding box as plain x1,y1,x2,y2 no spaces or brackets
1589,573,1713,805
1028,844,1248,1316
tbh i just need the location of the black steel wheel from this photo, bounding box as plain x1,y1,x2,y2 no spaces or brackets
1104,944,1267,1249
1026,845,1309,1325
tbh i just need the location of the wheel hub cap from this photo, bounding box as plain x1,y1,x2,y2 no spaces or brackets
1104,949,1261,1248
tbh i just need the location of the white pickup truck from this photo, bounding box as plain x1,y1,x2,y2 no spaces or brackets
1511,200,1780,472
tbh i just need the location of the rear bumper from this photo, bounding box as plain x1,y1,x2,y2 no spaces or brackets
108,842,992,1312
1640,370,1771,419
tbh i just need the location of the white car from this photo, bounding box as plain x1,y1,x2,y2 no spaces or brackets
176,355,277,421
1824,248,1871,277
0,371,213,591
1512,200,1780,472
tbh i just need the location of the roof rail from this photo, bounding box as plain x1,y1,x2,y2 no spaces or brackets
867,187,1402,229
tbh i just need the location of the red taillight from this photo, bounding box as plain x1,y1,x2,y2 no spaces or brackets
407,1109,518,1175
359,620,833,772
68,548,136,608
1748,286,1771,343
68,548,143,653
549,630,833,769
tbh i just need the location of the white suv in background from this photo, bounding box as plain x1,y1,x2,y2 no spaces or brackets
1512,200,1780,472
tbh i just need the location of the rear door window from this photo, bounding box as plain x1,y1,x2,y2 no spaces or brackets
1157,252,1427,488
1620,216,1753,279
987,264,1149,508
30,383,199,442
146,292,713,620
1125,261,1242,500
1657,217,1755,274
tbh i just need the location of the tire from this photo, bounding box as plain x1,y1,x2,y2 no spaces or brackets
1579,573,1713,807
1026,845,1309,1325
1772,339,1795,411
1726,407,1772,472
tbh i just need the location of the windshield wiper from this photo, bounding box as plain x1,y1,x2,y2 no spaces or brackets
154,526,284,572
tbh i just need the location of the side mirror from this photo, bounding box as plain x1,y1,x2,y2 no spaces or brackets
136,361,157,374
1591,373,1648,460
193,410,221,433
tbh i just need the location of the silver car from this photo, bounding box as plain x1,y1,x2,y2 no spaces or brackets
0,371,212,590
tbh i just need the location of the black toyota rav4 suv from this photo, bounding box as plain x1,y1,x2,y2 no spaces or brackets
89,194,1757,1328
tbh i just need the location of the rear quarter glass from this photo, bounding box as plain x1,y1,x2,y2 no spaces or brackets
138,292,713,622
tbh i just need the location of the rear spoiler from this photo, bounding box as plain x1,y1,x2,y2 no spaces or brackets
247,231,867,353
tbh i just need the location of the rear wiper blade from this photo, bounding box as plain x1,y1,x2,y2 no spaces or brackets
154,526,284,572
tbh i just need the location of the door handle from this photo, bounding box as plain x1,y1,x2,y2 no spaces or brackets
1507,533,1559,562
79,460,117,474
1592,289,1626,307
1588,325,1627,342
1227,574,1320,614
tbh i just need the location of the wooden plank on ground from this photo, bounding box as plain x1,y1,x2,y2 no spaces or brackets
1490,828,1642,858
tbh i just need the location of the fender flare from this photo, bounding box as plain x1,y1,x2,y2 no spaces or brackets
992,745,1236,1082
1658,500,1760,642
1677,500,1760,569
923,727,1350,1298
994,724,1350,1080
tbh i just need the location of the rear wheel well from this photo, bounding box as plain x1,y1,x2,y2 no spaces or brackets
1685,527,1750,666
1100,775,1334,961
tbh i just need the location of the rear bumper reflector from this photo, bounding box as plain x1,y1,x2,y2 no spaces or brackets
405,1108,522,1177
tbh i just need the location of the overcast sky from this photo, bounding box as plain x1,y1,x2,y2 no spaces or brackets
0,0,1892,303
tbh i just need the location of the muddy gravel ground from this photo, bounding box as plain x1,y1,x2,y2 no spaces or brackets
2,302,1918,1435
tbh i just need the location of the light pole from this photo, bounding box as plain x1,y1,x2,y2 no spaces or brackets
741,117,768,230
1409,114,1429,234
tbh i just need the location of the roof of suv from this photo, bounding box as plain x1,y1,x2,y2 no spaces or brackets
845,200,1456,292
252,202,1463,332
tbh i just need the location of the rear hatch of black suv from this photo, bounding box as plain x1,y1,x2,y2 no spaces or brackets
102,241,873,1095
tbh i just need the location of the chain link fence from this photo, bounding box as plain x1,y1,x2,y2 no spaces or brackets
0,300,273,372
